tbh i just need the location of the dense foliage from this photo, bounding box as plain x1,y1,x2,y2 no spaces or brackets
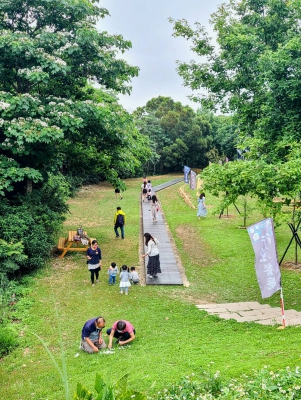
133,96,236,174
0,0,150,284
171,0,301,222
152,366,301,399
0,0,149,198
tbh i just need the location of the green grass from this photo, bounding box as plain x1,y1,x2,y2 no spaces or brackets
1,174,301,399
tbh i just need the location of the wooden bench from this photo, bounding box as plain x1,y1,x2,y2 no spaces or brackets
58,237,67,250
58,231,96,258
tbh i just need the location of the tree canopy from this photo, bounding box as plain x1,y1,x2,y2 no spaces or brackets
0,0,150,280
134,96,236,174
171,0,301,160
0,0,149,197
171,0,301,222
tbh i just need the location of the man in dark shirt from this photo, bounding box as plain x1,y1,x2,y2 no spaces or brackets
80,316,106,353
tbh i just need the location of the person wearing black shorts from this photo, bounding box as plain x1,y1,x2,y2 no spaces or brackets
141,182,147,202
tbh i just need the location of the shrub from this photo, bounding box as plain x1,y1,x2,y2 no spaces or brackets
0,204,53,272
0,326,18,357
74,373,146,400
152,367,301,399
0,239,27,276
0,174,69,275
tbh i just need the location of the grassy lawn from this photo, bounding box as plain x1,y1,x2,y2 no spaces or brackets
1,175,301,399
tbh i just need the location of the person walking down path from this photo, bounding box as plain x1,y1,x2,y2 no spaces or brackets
114,188,123,200
146,180,152,201
119,264,131,295
141,182,147,202
107,320,136,349
197,193,207,219
142,232,161,279
114,206,126,239
80,316,106,353
86,240,102,286
150,194,160,222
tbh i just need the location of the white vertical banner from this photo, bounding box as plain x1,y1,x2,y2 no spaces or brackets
247,218,281,299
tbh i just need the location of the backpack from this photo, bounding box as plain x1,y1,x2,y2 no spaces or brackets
117,213,124,225
77,226,84,236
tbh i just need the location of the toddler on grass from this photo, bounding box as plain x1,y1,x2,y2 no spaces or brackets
130,267,140,284
108,262,118,285
119,264,131,295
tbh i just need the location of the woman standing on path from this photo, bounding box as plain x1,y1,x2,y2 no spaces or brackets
197,193,207,219
151,194,160,222
86,240,102,286
146,180,152,202
142,233,161,279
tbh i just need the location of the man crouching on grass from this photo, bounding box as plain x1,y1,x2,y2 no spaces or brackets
80,316,106,353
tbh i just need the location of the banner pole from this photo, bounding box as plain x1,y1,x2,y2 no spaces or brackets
280,286,286,328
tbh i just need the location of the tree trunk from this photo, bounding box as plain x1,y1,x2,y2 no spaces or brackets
26,179,33,194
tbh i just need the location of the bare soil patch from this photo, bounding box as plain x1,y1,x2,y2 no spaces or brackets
281,261,301,271
175,225,220,267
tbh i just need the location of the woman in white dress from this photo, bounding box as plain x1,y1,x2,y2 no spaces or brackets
197,193,207,219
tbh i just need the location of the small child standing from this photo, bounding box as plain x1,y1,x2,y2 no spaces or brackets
108,262,118,285
130,267,140,284
119,265,131,295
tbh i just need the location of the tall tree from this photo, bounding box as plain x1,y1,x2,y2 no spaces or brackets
170,0,301,160
171,0,301,221
0,0,148,196
0,0,150,279
133,96,230,173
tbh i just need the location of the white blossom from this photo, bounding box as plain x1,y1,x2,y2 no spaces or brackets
0,101,10,109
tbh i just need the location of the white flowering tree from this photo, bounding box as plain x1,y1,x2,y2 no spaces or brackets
0,0,147,196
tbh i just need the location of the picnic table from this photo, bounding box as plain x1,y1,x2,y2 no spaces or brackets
57,231,95,259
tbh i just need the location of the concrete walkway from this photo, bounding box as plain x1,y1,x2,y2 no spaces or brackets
142,178,187,285
196,302,301,326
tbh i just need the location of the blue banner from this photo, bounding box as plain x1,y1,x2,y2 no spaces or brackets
184,166,190,183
